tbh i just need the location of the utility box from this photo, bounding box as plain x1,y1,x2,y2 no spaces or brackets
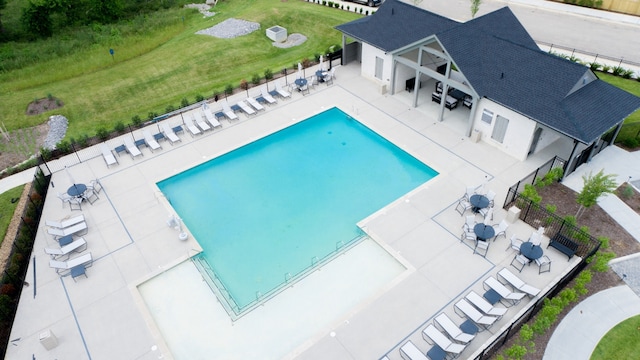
266,26,287,42
39,329,58,350
470,129,481,143
506,206,521,223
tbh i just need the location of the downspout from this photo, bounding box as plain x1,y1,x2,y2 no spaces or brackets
390,58,397,95
563,139,579,179
465,99,476,137
341,35,346,66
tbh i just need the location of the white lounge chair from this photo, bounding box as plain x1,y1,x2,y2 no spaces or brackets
44,237,87,260
124,137,143,158
100,143,118,167
434,313,475,343
454,299,498,330
143,130,162,152
260,86,277,104
399,341,428,360
465,290,508,318
202,103,222,128
246,97,265,111
484,276,526,306
45,214,85,229
221,102,239,121
236,100,256,115
47,221,88,239
422,324,467,356
49,252,93,275
184,115,202,136
497,268,541,297
193,112,211,132
161,123,181,144
274,82,291,98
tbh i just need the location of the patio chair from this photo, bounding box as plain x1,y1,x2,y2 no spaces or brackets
434,313,475,344
100,143,119,168
497,268,541,297
493,220,509,241
529,227,545,246
473,239,489,257
160,123,182,144
399,341,429,360
510,254,528,272
422,324,466,357
202,103,223,128
535,255,552,274
462,215,476,231
68,196,83,211
455,198,472,216
124,137,143,159
143,130,162,152
236,100,256,116
57,192,73,208
274,82,292,99
260,86,277,104
461,228,476,243
506,234,524,253
49,252,93,275
44,237,87,260
324,68,335,85
246,97,265,112
47,221,88,239
478,205,493,221
193,112,211,132
483,276,525,306
465,291,508,319
82,188,99,204
184,115,202,136
485,190,497,206
462,186,477,201
221,102,240,120
454,299,498,330
45,214,85,229
71,264,88,281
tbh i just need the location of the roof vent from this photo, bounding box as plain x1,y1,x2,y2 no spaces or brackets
500,72,504,79
391,8,394,15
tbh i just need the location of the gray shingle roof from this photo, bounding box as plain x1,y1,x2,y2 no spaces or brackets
336,2,640,144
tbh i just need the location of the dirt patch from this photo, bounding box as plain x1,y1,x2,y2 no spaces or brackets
25,97,63,116
616,183,640,214
494,182,640,359
0,123,49,173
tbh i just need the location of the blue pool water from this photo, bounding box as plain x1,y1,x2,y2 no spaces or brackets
157,107,438,312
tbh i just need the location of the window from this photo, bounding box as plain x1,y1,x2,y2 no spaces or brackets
481,109,493,124
491,115,509,143
375,57,383,80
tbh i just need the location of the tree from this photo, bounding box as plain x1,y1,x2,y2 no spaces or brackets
576,169,617,218
470,0,482,18
21,0,53,38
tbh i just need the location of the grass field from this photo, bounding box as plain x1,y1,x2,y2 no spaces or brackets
0,185,24,247
0,0,360,139
591,314,640,359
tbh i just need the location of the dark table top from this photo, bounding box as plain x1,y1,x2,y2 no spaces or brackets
520,242,543,261
483,288,501,305
450,89,467,101
295,78,307,86
67,184,87,197
427,344,447,360
470,194,490,210
460,319,479,335
474,223,495,241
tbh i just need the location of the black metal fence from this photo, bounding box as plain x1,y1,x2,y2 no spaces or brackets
503,156,566,203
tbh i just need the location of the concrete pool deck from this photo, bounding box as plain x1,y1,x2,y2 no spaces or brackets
7,63,582,359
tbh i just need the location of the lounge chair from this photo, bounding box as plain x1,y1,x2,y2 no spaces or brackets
497,268,541,297
184,115,202,136
191,112,210,132
274,82,291,99
246,97,265,111
454,299,498,330
44,237,87,260
221,102,239,121
49,252,93,275
323,68,335,85
422,324,467,356
465,290,508,318
124,137,143,159
434,313,475,344
100,144,118,167
484,276,526,306
143,130,162,152
260,86,277,104
236,100,256,115
45,214,85,229
202,104,222,128
161,123,182,144
399,341,429,360
47,221,88,239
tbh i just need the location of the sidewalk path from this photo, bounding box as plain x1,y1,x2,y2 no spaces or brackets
543,285,640,359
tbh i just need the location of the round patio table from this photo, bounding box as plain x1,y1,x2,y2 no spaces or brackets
67,184,87,197
294,78,307,87
474,223,495,241
316,70,327,82
520,242,543,262
470,194,489,213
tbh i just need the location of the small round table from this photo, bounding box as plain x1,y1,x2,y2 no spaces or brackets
474,223,495,241
67,184,87,197
316,70,327,82
470,194,489,213
520,242,543,262
295,78,307,87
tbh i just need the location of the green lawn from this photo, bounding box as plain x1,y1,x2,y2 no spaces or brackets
591,315,640,359
597,72,640,124
0,0,360,139
0,185,25,246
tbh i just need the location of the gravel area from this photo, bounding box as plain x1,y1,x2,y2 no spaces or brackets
43,115,68,150
196,18,260,38
184,3,216,17
272,33,307,48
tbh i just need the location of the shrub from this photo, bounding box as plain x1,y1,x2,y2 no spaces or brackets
40,147,52,160
612,66,624,76
131,115,142,126
47,93,54,100
181,98,189,108
239,79,249,90
522,184,541,204
621,184,635,199
165,105,176,113
0,294,14,320
264,69,273,81
56,140,71,153
147,112,158,121
225,84,234,95
589,62,601,71
96,127,110,140
621,137,639,148
302,58,311,68
195,94,204,103
76,134,89,147
114,121,125,133
251,73,261,85
601,64,611,73
505,344,527,359
621,69,634,79
592,251,615,272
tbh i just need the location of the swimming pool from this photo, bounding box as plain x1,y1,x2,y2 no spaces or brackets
157,107,438,316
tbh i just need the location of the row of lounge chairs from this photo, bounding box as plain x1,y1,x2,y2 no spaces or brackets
398,268,540,360
45,213,93,281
